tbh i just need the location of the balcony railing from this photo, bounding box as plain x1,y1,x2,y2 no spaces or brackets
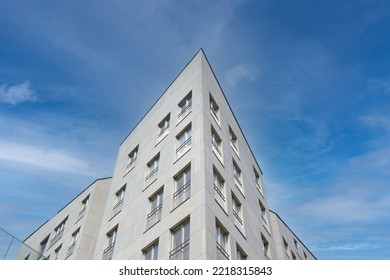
234,174,243,188
169,239,190,260
126,158,136,169
102,243,115,260
178,102,192,121
212,140,222,157
173,181,191,209
230,140,238,153
256,181,264,196
158,125,169,138
214,184,225,207
49,229,64,248
146,167,159,182
233,209,243,225
176,137,191,158
112,198,124,217
210,107,220,122
216,243,229,260
261,214,268,225
65,241,76,258
146,204,162,229
264,250,271,260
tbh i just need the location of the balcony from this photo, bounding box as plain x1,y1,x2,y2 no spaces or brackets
178,102,192,122
145,167,159,184
173,181,191,209
146,204,162,229
112,199,124,218
212,140,222,157
65,242,76,259
216,243,229,260
49,229,64,248
176,137,191,158
213,184,225,207
169,239,190,260
102,243,115,260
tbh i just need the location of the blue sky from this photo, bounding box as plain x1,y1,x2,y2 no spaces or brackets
1,0,390,260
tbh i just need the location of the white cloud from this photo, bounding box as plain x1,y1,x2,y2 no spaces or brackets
224,64,257,88
0,81,37,105
0,141,92,175
359,114,390,131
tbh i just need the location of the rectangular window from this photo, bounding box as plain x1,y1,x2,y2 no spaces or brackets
157,114,170,141
146,154,160,184
66,228,80,258
233,160,243,189
213,168,225,207
102,226,118,260
178,92,192,122
39,236,49,257
291,250,297,260
79,195,89,218
170,219,190,260
232,194,244,232
216,223,229,260
254,168,263,196
146,188,163,229
176,125,192,158
173,166,191,209
261,234,270,260
282,237,290,259
127,146,138,170
54,244,62,260
259,200,268,226
211,127,223,159
210,93,220,123
50,217,67,247
236,244,247,260
229,126,239,154
112,186,126,217
144,240,159,260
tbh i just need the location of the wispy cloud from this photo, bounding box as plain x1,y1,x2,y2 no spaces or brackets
359,114,390,131
0,81,36,105
224,64,257,88
0,141,92,175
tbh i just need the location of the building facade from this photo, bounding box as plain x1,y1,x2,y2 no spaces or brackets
23,49,316,260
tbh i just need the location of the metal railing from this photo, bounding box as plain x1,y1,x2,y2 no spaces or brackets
176,137,191,157
0,227,48,260
178,102,192,120
173,181,191,209
169,239,190,260
212,140,222,156
146,204,162,229
146,167,159,182
216,242,229,260
102,243,115,260
112,198,124,217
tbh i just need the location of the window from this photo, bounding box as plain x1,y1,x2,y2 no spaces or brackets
144,240,159,260
146,188,163,229
176,125,192,158
103,226,118,260
294,238,298,249
259,200,268,226
173,166,191,209
146,154,160,184
112,186,126,217
127,146,138,170
303,251,308,260
232,194,244,232
261,234,270,260
209,94,220,123
157,114,170,141
211,127,223,159
254,168,263,196
291,251,297,260
79,195,89,218
229,126,239,154
236,245,247,260
216,223,229,260
170,219,190,260
39,236,49,257
178,92,192,122
213,168,225,207
283,237,290,259
233,160,243,189
50,217,67,247
54,244,62,260
66,228,79,258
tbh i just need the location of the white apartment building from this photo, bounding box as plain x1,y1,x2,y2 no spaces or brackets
22,49,316,260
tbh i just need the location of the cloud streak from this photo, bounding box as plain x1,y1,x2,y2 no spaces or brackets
0,81,36,105
0,141,92,175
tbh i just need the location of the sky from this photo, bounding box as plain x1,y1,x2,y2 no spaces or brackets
0,0,389,260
